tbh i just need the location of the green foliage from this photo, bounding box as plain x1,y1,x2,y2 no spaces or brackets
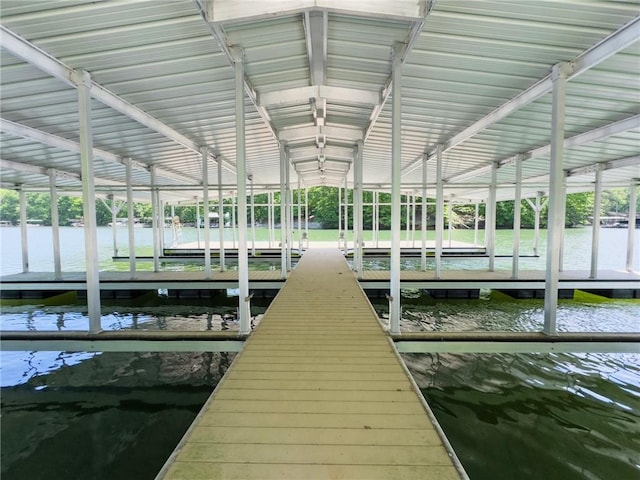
0,190,19,224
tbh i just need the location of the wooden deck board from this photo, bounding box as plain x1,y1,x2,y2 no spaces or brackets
158,248,463,479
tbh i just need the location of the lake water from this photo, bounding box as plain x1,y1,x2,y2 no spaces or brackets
1,226,639,479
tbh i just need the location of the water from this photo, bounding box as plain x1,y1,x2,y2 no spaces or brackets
1,226,639,479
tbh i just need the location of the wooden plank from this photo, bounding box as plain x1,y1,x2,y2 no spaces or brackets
160,249,463,480
164,463,461,480
188,425,442,445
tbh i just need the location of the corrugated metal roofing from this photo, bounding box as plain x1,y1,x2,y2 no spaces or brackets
1,0,638,203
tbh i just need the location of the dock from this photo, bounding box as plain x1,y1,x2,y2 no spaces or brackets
157,248,466,480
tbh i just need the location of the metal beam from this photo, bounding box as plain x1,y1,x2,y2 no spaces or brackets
0,25,228,177
304,10,327,86
195,1,278,142
401,17,640,177
279,125,364,143
258,85,381,107
0,117,199,184
364,14,427,142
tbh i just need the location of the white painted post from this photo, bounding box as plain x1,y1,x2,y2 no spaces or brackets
626,179,638,272
533,192,542,256
297,177,303,252
19,187,29,272
279,141,287,278
231,195,236,249
590,168,603,278
559,174,568,272
338,184,343,248
421,154,427,271
233,46,251,334
250,175,256,256
344,181,349,253
195,196,201,248
286,148,293,271
268,190,274,248
218,158,225,272
75,70,101,333
405,193,410,244
487,162,497,272
125,159,136,277
447,200,453,248
474,203,480,246
374,190,380,248
354,140,364,275
544,63,571,336
150,165,160,272
512,155,523,279
389,42,402,335
202,148,212,278
49,171,62,279
304,186,309,244
435,145,444,279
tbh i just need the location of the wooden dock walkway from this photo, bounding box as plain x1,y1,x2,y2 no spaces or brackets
157,248,465,480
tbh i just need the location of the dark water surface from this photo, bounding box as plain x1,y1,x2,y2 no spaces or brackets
405,352,640,480
1,351,234,480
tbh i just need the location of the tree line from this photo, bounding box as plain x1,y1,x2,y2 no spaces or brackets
0,187,635,229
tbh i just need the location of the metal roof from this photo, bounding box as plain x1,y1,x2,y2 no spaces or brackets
1,0,638,204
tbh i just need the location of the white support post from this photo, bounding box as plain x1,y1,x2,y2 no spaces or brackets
76,70,101,333
268,191,274,248
304,186,309,244
150,165,160,272
19,187,29,273
159,199,165,253
512,155,523,279
338,184,343,248
218,158,225,272
421,155,427,271
231,195,237,249
49,172,62,279
108,196,118,258
233,46,251,334
544,63,571,336
344,181,349,253
411,193,416,248
279,141,288,278
389,42,402,335
250,175,256,257
487,162,498,272
202,148,212,278
447,200,453,248
287,163,293,271
297,177,303,252
474,203,480,246
195,197,201,248
405,193,410,244
626,180,638,272
374,191,380,248
125,159,136,277
590,168,603,278
354,141,364,275
559,174,568,272
435,145,444,279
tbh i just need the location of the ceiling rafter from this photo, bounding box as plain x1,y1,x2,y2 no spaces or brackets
399,16,640,179
0,24,234,178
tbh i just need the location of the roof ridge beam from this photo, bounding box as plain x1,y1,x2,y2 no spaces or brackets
0,25,233,177
401,16,640,177
257,85,381,107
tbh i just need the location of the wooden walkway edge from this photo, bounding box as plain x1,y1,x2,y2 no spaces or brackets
157,248,466,480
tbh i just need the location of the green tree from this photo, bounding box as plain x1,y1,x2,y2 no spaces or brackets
0,189,19,224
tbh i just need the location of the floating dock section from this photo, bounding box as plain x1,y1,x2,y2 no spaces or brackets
157,248,466,480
